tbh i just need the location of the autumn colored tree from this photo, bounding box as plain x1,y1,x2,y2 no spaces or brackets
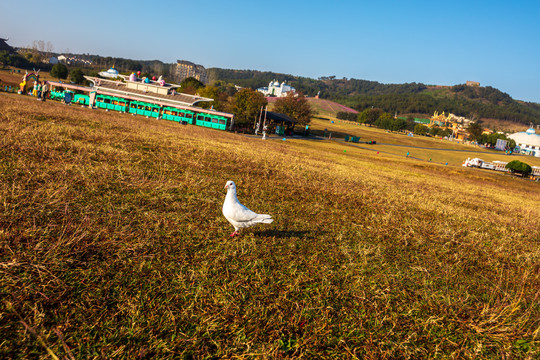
230,88,267,127
196,85,228,111
179,77,204,94
273,92,314,125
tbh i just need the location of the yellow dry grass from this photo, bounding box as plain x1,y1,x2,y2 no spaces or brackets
1,93,539,358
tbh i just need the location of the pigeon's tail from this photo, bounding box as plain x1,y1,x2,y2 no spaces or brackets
255,214,273,224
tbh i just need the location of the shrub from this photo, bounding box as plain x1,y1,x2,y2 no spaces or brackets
336,111,357,121
51,63,68,79
505,160,532,176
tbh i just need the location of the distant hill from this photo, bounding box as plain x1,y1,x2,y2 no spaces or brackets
207,68,540,126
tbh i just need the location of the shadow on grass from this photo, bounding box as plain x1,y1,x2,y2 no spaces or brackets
254,229,319,239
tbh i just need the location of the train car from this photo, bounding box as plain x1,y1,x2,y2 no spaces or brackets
195,112,228,130
162,107,194,124
96,94,128,112
129,101,160,118
74,94,90,105
50,90,65,101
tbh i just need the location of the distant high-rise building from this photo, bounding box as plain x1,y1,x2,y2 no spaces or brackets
175,60,208,84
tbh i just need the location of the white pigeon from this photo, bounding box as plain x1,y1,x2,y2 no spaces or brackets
222,180,273,236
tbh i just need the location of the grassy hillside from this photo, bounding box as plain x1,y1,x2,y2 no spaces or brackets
1,94,539,358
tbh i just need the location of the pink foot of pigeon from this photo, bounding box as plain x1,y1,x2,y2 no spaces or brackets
230,230,239,237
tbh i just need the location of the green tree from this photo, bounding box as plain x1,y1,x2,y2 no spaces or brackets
230,88,267,127
414,123,427,135
337,112,357,121
481,133,516,149
0,50,10,66
273,92,314,125
429,125,440,136
196,85,227,111
391,117,408,131
467,121,483,142
505,160,532,176
50,63,68,80
374,112,394,130
70,68,85,85
358,108,383,126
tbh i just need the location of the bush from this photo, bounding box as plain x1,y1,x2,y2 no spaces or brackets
70,68,86,85
336,112,358,121
414,123,428,135
51,63,68,80
505,160,532,176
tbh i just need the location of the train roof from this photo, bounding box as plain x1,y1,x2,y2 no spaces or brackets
84,76,213,107
47,79,234,119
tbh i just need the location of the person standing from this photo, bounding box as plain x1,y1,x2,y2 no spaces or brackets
36,82,42,100
41,81,48,102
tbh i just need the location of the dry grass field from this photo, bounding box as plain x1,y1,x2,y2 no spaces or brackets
309,118,540,168
1,93,539,358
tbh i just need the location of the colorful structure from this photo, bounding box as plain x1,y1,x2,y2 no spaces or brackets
19,71,40,94
98,66,120,78
429,111,472,141
46,74,234,131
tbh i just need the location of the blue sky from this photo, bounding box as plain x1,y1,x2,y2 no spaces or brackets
2,0,539,102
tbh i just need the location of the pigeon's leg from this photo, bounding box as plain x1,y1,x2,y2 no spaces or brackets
230,230,239,237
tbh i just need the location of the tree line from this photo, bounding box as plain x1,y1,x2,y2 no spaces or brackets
6,48,539,127
205,68,540,126
337,93,540,126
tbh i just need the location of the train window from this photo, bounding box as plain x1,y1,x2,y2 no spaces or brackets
219,119,226,125
212,118,218,123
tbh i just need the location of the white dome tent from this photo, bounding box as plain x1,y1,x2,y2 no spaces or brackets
508,127,540,157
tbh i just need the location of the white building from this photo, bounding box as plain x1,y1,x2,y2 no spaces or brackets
257,80,296,97
508,127,540,157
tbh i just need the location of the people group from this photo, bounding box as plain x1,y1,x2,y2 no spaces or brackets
33,81,49,101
